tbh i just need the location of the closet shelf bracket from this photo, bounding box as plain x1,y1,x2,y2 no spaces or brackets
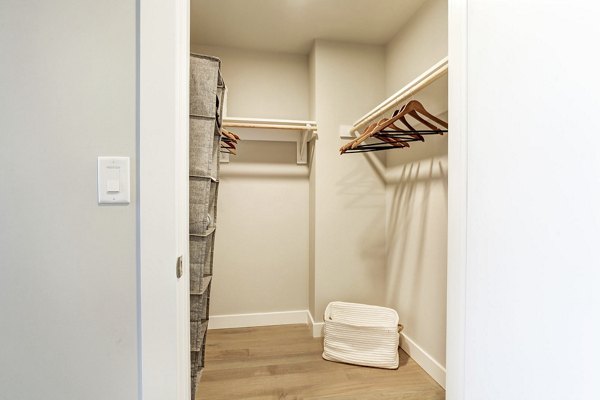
219,150,230,164
222,117,318,165
297,124,318,164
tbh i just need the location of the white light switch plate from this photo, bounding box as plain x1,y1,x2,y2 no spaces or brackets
98,157,130,204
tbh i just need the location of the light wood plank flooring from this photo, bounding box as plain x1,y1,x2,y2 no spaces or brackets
196,324,445,400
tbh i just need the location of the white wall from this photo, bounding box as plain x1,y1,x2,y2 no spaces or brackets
311,40,388,321
451,0,600,398
190,44,310,317
139,0,191,398
384,0,448,379
0,1,138,399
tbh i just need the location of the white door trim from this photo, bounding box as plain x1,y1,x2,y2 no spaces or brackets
174,0,191,398
138,0,190,399
447,0,468,399
138,1,469,399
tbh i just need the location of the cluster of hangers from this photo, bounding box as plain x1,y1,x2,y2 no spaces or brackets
340,100,448,154
220,128,240,155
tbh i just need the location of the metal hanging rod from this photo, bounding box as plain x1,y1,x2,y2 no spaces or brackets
379,129,447,136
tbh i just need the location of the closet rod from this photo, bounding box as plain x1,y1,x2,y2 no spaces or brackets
222,122,317,131
352,57,448,133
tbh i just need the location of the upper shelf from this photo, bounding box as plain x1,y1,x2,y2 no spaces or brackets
223,117,317,131
350,57,448,135
221,117,318,165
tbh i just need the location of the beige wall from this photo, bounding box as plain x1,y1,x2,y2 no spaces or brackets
191,44,309,119
385,0,448,95
384,0,448,368
311,40,388,321
0,1,138,398
190,44,310,315
191,9,448,368
212,141,309,314
193,41,390,322
195,0,447,385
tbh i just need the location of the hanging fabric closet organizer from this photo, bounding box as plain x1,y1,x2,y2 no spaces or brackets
188,53,224,399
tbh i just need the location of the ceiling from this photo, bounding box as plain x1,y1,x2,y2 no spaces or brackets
191,0,428,54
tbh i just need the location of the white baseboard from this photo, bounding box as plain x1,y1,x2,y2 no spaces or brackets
400,332,446,388
307,310,324,338
208,310,309,330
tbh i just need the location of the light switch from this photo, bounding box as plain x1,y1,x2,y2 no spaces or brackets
106,165,121,192
107,178,120,192
98,157,130,204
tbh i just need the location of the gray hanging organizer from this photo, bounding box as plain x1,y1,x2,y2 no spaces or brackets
189,53,223,399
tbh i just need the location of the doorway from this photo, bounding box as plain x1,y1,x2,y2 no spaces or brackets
138,0,468,399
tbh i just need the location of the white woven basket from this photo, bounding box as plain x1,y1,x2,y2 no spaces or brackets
322,301,400,369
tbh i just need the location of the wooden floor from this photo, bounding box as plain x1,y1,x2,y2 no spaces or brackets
196,324,445,400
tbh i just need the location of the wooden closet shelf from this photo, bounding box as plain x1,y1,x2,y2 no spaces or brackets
222,117,317,131
221,117,318,165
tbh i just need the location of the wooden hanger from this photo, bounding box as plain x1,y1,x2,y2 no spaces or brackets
220,128,240,155
221,141,236,150
340,100,447,154
221,128,239,142
220,139,237,154
220,147,237,155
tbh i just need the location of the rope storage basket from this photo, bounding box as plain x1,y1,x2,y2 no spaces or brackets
322,301,400,369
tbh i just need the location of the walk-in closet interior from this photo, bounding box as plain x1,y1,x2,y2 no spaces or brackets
190,0,448,398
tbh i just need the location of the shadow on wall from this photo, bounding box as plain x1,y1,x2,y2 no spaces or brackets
356,210,388,275
384,133,448,354
336,161,386,209
336,153,388,281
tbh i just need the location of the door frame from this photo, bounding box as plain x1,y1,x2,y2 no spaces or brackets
138,0,191,399
137,0,469,398
446,0,468,398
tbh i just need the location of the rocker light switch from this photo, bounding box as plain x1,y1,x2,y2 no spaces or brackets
107,178,120,192
98,157,130,204
106,166,120,192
